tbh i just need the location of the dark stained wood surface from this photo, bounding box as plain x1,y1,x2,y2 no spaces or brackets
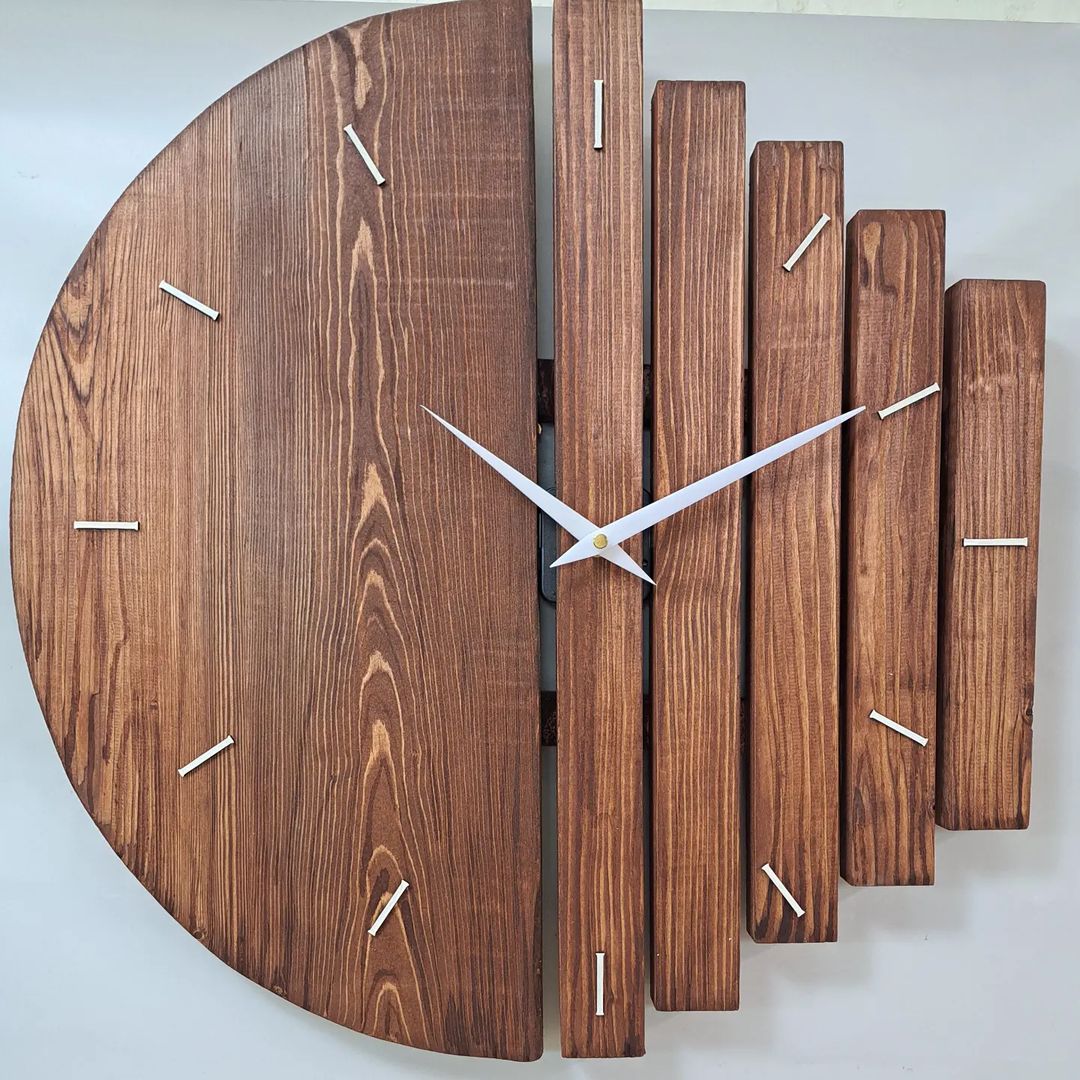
650,80,744,1011
842,210,945,886
553,0,645,1057
747,141,844,943
11,0,543,1060
938,279,1045,830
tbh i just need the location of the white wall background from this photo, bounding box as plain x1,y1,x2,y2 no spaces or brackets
314,0,1080,23
2,2,1079,1077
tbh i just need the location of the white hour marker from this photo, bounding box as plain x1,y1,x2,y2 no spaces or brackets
963,537,1029,547
74,520,139,531
159,280,220,321
178,735,234,777
368,879,409,936
595,952,605,1016
344,124,386,186
761,863,805,918
783,213,830,272
877,381,940,419
869,708,928,747
593,80,604,150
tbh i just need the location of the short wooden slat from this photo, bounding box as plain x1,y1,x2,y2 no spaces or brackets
553,0,645,1057
842,209,945,886
938,279,1046,830
650,80,744,1011
748,141,844,943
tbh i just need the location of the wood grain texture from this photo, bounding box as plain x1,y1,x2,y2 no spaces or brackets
747,141,843,943
537,357,649,426
11,0,543,1060
650,80,743,1011
842,210,945,886
553,0,644,1057
937,279,1045,830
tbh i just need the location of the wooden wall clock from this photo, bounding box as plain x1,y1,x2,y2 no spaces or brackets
10,0,1046,1062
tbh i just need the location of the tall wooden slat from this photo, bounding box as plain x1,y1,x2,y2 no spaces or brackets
553,0,644,1057
842,210,945,886
12,0,542,1059
938,279,1045,830
748,141,844,943
650,80,744,1011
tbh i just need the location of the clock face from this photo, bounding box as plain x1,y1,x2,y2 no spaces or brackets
11,0,543,1062
10,0,1045,1064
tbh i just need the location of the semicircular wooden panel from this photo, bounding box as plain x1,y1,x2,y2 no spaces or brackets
11,0,541,1060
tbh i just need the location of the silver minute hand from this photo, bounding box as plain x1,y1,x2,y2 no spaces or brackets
421,407,655,584
550,405,865,570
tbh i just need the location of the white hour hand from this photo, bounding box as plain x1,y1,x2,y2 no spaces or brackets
421,407,654,584
551,405,866,569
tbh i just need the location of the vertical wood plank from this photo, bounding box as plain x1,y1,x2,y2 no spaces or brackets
650,80,744,1011
748,141,844,944
553,0,644,1057
842,209,945,886
938,279,1045,830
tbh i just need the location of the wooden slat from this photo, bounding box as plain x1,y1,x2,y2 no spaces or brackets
650,80,744,1011
938,279,1045,830
747,141,844,943
842,210,945,886
11,0,542,1060
553,0,644,1057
